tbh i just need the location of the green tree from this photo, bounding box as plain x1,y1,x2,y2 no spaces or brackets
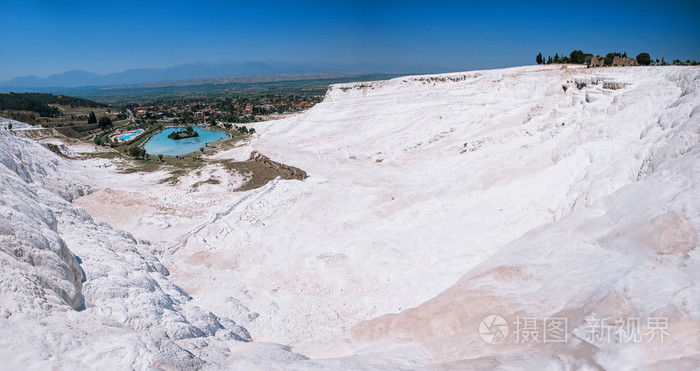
569,50,585,64
554,53,560,63
128,145,146,159
88,111,97,124
7,122,12,130
636,52,651,66
98,115,113,129
158,154,163,162
536,52,543,65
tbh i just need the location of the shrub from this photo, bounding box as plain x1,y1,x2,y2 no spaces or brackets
128,145,146,159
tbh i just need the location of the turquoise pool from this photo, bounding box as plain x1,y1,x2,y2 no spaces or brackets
117,129,144,142
144,126,229,156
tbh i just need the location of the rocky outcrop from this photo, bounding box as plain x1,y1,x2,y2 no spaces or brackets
41,142,78,158
590,56,640,67
613,56,639,66
590,56,605,67
249,150,308,180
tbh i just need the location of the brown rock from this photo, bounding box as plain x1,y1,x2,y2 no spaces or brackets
612,56,639,66
590,56,605,67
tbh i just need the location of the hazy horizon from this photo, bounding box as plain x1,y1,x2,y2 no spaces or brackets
2,0,700,82
0,59,450,81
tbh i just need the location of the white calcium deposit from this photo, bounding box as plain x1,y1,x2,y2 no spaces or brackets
2,65,699,369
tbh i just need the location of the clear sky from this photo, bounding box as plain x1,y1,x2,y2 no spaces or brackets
1,0,699,81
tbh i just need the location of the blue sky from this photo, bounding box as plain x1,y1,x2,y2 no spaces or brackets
1,0,699,81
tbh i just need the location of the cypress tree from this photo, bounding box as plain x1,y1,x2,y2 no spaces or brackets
98,115,112,129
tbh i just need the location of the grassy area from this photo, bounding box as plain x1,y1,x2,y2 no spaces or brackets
123,157,201,179
1,105,121,128
88,145,206,181
90,151,122,160
48,105,120,127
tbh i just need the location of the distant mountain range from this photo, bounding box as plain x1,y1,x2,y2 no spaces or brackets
0,61,446,90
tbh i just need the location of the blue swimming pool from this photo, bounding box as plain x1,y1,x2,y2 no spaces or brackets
143,126,229,156
117,129,145,142
119,133,136,141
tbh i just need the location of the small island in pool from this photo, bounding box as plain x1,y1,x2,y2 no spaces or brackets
168,126,199,140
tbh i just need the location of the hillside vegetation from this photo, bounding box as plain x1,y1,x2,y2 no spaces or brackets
0,92,113,126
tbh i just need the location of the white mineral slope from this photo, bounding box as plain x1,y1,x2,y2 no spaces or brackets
26,65,699,368
0,125,427,370
309,66,700,367
163,65,699,367
351,90,700,368
0,131,320,369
